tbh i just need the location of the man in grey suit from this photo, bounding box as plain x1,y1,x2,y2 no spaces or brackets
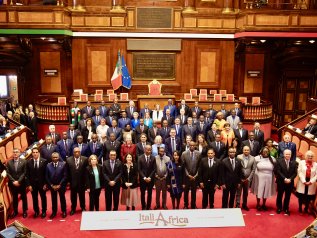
226,109,241,130
154,147,170,209
235,146,256,210
181,141,201,209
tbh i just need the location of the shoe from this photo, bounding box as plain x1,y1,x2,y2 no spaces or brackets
126,206,130,210
261,205,268,211
154,206,160,210
33,212,39,218
10,212,18,219
276,209,281,214
49,213,56,219
132,206,135,211
41,212,46,219
183,206,189,209
235,205,240,208
284,210,290,216
242,206,250,211
70,210,75,216
191,206,198,209
23,212,27,218
304,208,309,214
62,212,67,218
81,208,86,212
256,205,262,211
162,206,168,210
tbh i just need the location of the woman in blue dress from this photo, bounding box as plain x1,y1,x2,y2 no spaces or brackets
166,151,184,209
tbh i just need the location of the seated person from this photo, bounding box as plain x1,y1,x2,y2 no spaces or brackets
303,117,317,138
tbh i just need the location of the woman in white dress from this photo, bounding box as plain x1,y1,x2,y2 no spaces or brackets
251,146,276,211
152,104,163,124
121,153,139,210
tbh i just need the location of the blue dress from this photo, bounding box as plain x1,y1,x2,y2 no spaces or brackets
130,119,140,130
166,161,184,197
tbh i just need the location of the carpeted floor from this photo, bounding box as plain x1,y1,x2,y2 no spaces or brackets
9,188,314,238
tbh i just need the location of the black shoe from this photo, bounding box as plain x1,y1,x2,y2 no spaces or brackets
276,209,281,214
41,212,46,219
126,206,130,210
49,213,56,219
261,205,268,211
183,206,189,209
142,207,146,210
235,205,240,208
154,206,160,210
33,212,39,218
284,210,290,216
81,208,86,212
10,212,18,219
23,212,27,218
256,205,262,211
132,206,135,210
62,212,67,218
162,206,168,210
242,206,250,211
70,210,75,216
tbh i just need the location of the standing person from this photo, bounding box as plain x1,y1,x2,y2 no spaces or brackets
165,128,181,158
102,133,121,161
47,125,61,145
266,138,278,158
296,150,317,213
7,148,28,218
138,145,156,210
182,141,201,209
251,147,276,211
275,149,298,215
27,148,47,218
57,131,74,161
103,150,122,211
278,134,297,161
220,147,243,208
88,133,103,163
199,148,221,209
154,147,170,210
45,152,67,219
252,122,265,149
235,146,256,210
121,153,139,210
241,131,261,157
85,154,104,211
66,147,88,215
40,135,58,163
28,111,38,142
167,151,184,209
120,134,136,161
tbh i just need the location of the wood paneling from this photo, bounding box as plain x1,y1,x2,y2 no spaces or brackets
197,50,218,85
40,52,61,93
244,53,264,94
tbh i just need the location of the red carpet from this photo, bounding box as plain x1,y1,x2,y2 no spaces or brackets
10,189,314,238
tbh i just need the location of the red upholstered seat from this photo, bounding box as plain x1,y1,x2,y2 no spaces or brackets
148,80,162,96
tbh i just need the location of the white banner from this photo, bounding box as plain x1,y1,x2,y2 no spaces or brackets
80,208,245,230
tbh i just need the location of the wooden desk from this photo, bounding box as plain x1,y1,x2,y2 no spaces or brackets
137,95,175,109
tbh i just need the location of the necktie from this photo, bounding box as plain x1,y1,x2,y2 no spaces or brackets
250,141,254,151
111,142,114,146
34,160,39,169
142,143,145,150
141,125,144,132
111,161,114,173
14,160,19,172
181,116,184,123
231,159,235,170
286,160,289,170
240,129,243,138
97,116,99,123
255,130,258,137
176,125,179,133
54,163,58,168
191,152,194,161
79,144,82,152
209,159,212,168
172,138,175,152
113,127,116,134
93,143,96,153
75,158,79,169
200,123,203,130
64,140,67,151
286,143,289,148
217,142,220,150
71,130,74,139
47,144,51,150
157,111,159,118
146,156,148,163
130,107,133,114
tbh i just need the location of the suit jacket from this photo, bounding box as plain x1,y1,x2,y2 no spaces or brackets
210,141,226,160
107,127,122,142
196,121,209,137
237,154,256,181
278,141,297,161
67,129,81,142
275,158,298,186
233,128,249,145
45,161,67,188
92,115,104,127
138,154,156,179
109,103,121,117
125,106,138,119
177,105,191,117
85,164,105,191
26,158,47,187
147,127,160,144
66,156,88,189
241,140,261,157
226,115,241,130
98,106,108,118
72,143,90,157
28,117,38,135
121,162,139,189
134,125,149,143
181,150,201,180
88,141,103,161
103,159,122,185
47,132,61,145
171,124,183,144
118,118,131,129
252,130,265,149
139,108,152,119
105,116,117,127
165,137,181,158
40,144,58,162
206,109,217,120
220,157,243,187
57,139,74,161
81,126,97,143
304,124,317,135
103,140,121,161
78,119,87,132
159,127,171,143
177,115,188,125
161,115,174,127
136,142,151,158
206,129,220,147
7,158,27,186
81,106,95,117
182,124,197,142
163,105,177,118
198,157,221,187
191,106,203,117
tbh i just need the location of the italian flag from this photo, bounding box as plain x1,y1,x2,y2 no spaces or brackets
111,52,122,90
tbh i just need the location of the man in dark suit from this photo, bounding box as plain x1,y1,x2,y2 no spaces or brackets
27,147,47,218
206,123,220,147
161,108,174,127
125,100,138,119
178,108,188,125
98,100,108,118
92,109,104,127
278,134,297,161
182,117,197,142
199,148,221,209
178,99,191,117
47,125,61,145
220,147,243,208
88,133,103,162
303,117,317,136
66,147,88,215
109,98,121,118
252,122,265,149
28,111,38,142
233,103,243,121
138,145,156,210
163,99,177,118
40,135,58,163
159,120,171,143
104,110,116,127
106,119,122,142
171,117,183,145
210,134,226,160
45,152,67,219
191,101,203,117
136,133,151,159
67,124,81,143
81,101,95,118
134,118,149,143
181,141,201,209
78,113,88,132
118,111,131,129
275,149,298,215
241,132,261,157
57,131,74,161
233,122,249,148
219,104,229,119
165,128,181,158
72,135,90,157
103,133,121,161
207,103,217,121
103,150,122,211
196,115,209,137
148,122,160,144
7,148,28,218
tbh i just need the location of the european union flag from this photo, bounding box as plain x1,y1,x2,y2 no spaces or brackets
121,54,132,89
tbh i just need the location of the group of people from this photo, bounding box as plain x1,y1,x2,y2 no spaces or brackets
2,98,317,220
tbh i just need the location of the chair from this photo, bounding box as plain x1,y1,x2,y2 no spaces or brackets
20,132,28,151
252,97,261,105
80,94,88,102
226,94,235,101
95,89,103,95
148,80,162,96
13,136,22,151
291,134,300,149
310,146,317,160
94,94,103,101
5,141,14,161
120,93,129,101
184,93,192,100
57,97,67,105
198,94,207,101
106,89,114,95
298,140,309,159
210,90,217,95
239,97,247,104
200,89,207,95
190,89,197,96
219,90,227,96
0,146,6,163
108,94,117,101
214,94,222,101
